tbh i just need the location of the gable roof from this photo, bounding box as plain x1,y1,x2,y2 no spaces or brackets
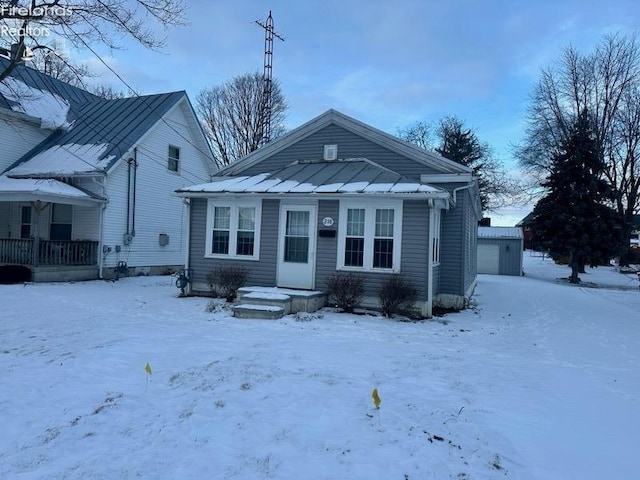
4,92,187,177
220,109,472,177
177,158,450,198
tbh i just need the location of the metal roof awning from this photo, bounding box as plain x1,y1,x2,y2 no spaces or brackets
0,176,106,206
177,159,451,199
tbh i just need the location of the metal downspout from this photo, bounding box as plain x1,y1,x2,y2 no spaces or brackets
131,148,138,237
95,175,107,279
126,158,131,236
426,199,434,317
184,198,192,295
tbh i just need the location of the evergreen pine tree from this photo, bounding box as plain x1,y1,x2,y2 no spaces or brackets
530,110,624,283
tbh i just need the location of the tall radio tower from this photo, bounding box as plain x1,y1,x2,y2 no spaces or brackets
255,11,284,145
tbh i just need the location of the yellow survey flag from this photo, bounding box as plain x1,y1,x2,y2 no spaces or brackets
372,388,381,409
145,362,152,375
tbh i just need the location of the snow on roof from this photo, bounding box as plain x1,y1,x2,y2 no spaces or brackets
0,76,70,129
5,143,116,177
0,175,105,204
478,226,523,239
178,160,448,197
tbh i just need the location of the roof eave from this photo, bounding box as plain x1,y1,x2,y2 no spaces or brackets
175,190,450,200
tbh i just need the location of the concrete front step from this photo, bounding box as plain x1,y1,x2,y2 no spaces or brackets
241,291,293,314
233,304,285,320
237,286,326,314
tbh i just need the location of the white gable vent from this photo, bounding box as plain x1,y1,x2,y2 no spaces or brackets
323,144,338,161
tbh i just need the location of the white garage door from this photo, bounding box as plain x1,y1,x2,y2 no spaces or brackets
478,244,500,274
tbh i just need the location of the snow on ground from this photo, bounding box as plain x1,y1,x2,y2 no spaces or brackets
1,254,639,479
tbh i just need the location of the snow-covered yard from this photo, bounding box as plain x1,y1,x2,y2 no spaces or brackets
1,254,639,479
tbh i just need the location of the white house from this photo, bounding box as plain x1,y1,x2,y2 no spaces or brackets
0,59,215,281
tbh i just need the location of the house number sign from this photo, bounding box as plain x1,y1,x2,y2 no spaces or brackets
322,216,334,227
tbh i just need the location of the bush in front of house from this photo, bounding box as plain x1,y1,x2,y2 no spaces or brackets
206,265,249,302
378,274,418,318
325,273,365,313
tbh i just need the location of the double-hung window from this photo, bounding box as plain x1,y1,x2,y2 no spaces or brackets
50,204,72,241
338,200,402,272
168,145,180,172
206,200,261,259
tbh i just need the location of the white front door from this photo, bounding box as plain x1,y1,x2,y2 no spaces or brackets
277,204,317,289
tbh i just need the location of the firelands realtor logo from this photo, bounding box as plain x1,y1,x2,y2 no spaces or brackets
0,3,73,38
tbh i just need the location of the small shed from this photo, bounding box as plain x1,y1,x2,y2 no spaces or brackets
477,227,523,276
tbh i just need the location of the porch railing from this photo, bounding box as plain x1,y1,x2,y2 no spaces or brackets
0,239,99,266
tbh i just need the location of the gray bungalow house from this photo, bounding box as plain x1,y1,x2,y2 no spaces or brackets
177,110,481,317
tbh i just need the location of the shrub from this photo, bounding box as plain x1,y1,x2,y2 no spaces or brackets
325,273,365,313
378,274,418,318
206,265,249,302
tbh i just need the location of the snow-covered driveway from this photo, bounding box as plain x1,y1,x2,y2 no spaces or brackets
1,255,638,479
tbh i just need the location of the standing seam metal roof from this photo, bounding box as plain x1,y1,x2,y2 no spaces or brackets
3,91,186,176
178,159,448,195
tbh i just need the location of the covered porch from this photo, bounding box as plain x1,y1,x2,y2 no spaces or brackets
0,176,105,282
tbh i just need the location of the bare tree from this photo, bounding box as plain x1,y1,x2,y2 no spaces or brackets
0,0,187,82
29,45,93,87
516,33,640,261
89,83,129,99
196,72,287,168
399,116,517,211
397,120,432,150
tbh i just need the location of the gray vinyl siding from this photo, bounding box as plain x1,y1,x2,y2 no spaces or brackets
188,198,278,290
439,197,464,295
189,197,430,302
240,124,442,180
462,190,478,292
315,200,340,291
315,199,429,303
478,238,523,276
432,265,440,294
437,184,479,296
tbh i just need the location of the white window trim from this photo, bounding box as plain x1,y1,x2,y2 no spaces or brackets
205,199,262,260
337,199,403,273
168,145,180,173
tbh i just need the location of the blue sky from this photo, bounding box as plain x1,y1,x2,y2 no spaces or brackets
79,0,639,223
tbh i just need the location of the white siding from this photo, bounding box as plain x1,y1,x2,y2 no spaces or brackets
101,100,212,269
0,114,49,172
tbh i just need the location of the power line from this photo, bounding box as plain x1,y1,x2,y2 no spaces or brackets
65,24,216,170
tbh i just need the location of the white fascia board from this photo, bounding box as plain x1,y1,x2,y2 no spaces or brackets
420,173,473,183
